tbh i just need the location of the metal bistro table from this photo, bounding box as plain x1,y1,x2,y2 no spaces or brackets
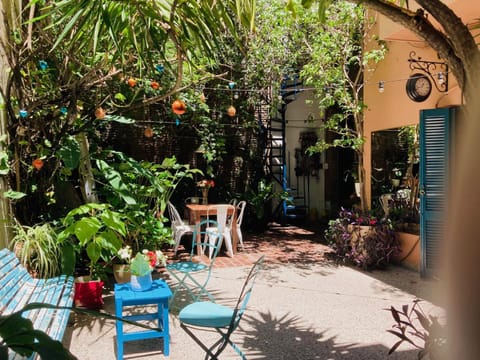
114,279,172,359
185,204,238,256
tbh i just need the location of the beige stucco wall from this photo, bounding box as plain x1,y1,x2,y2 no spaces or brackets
284,90,326,221
363,15,464,206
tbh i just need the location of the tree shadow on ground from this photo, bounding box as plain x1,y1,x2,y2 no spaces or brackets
240,311,421,360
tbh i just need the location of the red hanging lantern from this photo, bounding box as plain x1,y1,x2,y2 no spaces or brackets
32,158,44,170
172,100,186,115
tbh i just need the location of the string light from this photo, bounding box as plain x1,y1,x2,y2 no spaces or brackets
378,81,385,93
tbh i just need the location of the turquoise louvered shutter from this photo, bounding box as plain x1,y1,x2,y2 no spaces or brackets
419,107,454,277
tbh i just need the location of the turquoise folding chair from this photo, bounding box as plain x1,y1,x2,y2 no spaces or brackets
179,256,265,360
166,219,223,306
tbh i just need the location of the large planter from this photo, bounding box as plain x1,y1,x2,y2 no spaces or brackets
74,276,104,310
113,264,131,283
345,224,399,269
130,273,153,291
393,231,420,271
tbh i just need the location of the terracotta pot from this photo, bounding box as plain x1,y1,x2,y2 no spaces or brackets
113,264,131,284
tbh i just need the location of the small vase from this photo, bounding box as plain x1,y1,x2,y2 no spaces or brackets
201,188,209,205
113,264,131,284
130,272,153,291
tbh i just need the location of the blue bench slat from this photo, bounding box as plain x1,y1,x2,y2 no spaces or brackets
0,248,75,359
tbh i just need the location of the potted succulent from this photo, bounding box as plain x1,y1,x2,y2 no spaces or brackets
129,250,166,291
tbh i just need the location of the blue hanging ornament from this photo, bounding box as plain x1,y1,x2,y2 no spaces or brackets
155,64,164,73
228,81,235,89
60,107,68,115
38,60,48,70
175,118,180,126
19,109,28,118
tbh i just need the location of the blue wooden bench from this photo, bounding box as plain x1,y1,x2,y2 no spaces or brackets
0,248,75,359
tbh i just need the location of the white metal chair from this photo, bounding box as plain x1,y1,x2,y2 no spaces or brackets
232,200,246,250
167,201,196,255
205,205,235,258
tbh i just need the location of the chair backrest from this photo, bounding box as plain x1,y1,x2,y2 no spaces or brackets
236,201,247,226
190,219,224,261
228,255,264,333
207,204,235,234
167,201,184,224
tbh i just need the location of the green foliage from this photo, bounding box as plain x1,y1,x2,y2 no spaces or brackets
58,203,126,278
9,222,63,278
0,305,76,359
388,299,447,359
94,151,201,251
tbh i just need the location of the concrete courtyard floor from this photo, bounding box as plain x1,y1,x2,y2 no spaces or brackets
63,224,444,360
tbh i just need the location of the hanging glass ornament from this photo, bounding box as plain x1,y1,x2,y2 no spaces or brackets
19,109,28,118
228,81,235,89
150,81,160,90
175,118,181,126
60,107,68,115
127,78,137,87
38,60,48,70
155,64,164,73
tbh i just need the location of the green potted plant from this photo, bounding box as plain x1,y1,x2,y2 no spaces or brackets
9,221,62,278
129,250,163,291
58,203,126,309
325,207,400,270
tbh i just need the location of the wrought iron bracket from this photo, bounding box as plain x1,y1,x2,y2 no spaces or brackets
408,51,448,92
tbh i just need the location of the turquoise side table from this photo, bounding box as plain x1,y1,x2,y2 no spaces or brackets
114,279,172,359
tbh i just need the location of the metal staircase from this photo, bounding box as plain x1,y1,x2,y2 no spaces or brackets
264,75,308,223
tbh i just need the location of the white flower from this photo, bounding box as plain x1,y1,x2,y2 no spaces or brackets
118,245,131,261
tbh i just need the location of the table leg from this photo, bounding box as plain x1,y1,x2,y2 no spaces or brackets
115,298,124,360
162,301,170,356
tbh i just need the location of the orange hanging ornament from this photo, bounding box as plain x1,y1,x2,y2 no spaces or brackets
95,107,106,119
32,158,44,170
144,127,154,138
227,105,236,117
127,78,137,87
151,81,160,90
172,100,186,115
